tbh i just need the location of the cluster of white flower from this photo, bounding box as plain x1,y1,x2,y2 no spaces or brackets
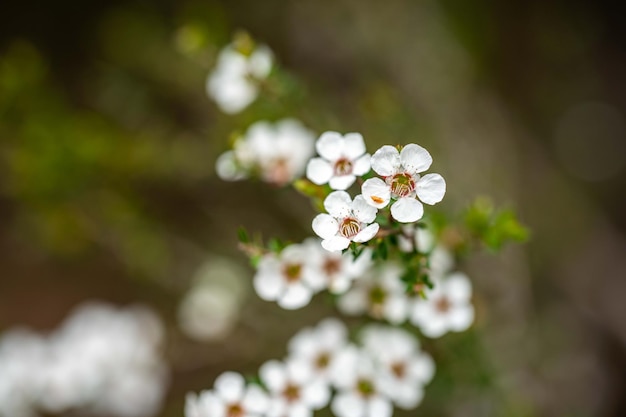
186,319,434,417
338,230,474,338
207,42,273,114
216,119,316,186
253,238,372,310
0,302,168,417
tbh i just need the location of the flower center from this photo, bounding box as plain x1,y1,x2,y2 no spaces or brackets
282,383,300,402
368,285,387,305
227,403,244,417
391,362,406,379
267,158,291,185
323,258,342,276
339,217,361,238
356,378,375,398
315,351,331,369
388,173,416,198
435,296,451,313
333,158,353,176
283,263,302,282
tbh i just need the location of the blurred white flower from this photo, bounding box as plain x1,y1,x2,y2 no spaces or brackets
338,263,411,324
207,43,273,114
306,131,371,190
397,227,455,275
178,258,247,342
216,119,315,186
287,318,349,384
411,272,474,338
312,191,379,252
362,144,446,223
360,325,434,409
0,302,167,417
305,238,372,294
185,372,269,417
259,359,330,417
253,242,325,310
330,347,393,417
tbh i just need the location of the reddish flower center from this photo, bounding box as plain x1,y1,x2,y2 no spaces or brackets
283,383,301,402
323,258,342,276
388,173,416,198
435,296,451,313
227,403,244,417
334,158,353,176
339,217,361,238
391,362,406,379
315,352,331,369
283,263,302,282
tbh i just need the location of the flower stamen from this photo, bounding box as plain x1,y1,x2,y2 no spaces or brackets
388,173,416,198
339,218,361,238
333,158,353,176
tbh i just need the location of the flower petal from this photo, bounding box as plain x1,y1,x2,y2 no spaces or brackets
367,396,393,417
329,175,356,190
324,191,353,218
248,45,273,78
390,198,424,223
316,131,344,161
361,178,391,208
259,360,287,392
337,288,368,316
409,354,436,384
312,214,338,240
214,372,245,402
306,158,333,185
400,144,432,174
416,173,446,205
342,133,366,159
353,223,379,243
448,304,474,332
278,283,313,310
242,385,269,413
352,153,371,176
321,236,351,252
301,380,330,409
253,270,285,301
445,272,472,302
215,151,245,181
370,145,400,176
331,392,365,417
351,195,378,223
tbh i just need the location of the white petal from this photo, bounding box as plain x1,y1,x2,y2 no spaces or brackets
416,173,446,205
415,228,434,253
248,45,273,78
383,295,409,324
445,273,472,302
353,224,379,243
409,354,436,384
448,304,474,331
342,133,366,159
329,175,356,190
390,198,424,223
321,236,351,252
351,195,378,223
370,145,400,176
419,313,449,338
215,151,245,181
214,372,245,402
253,271,285,301
301,380,330,409
242,385,269,413
399,144,432,174
367,396,393,417
390,383,424,410
316,132,344,161
337,288,368,316
278,283,313,309
352,153,371,176
259,360,287,392
328,276,352,294
185,392,201,417
331,393,364,417
312,214,338,240
361,178,391,208
288,403,313,417
324,191,353,218
306,158,333,185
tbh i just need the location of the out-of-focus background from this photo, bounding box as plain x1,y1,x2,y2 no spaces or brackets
1,0,625,416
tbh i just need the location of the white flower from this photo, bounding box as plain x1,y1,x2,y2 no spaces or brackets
330,347,393,417
360,325,435,409
185,372,269,417
337,263,411,324
253,243,325,310
259,359,330,417
312,191,379,252
410,272,474,338
287,318,350,384
217,119,315,186
304,238,372,294
306,132,371,190
178,259,247,342
207,43,273,114
361,144,446,223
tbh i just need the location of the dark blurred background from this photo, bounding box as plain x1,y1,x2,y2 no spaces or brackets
1,0,625,416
